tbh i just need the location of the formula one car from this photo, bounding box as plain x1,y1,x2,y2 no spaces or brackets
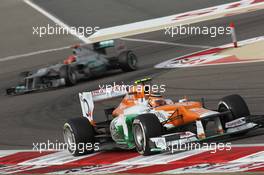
6,39,138,95
63,78,263,156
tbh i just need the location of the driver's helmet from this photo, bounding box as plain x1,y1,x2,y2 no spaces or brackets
148,93,166,107
64,55,76,65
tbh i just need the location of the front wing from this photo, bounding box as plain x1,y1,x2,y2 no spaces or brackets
149,116,262,153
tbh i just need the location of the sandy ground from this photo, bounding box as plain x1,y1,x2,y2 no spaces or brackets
220,40,264,60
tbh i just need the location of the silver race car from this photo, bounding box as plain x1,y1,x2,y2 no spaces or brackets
6,39,138,95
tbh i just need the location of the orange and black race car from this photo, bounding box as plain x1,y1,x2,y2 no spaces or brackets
63,78,264,156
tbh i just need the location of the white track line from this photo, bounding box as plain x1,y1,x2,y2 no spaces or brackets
0,36,210,62
122,38,212,49
24,0,212,49
0,36,212,62
24,0,88,43
19,0,212,65
0,46,71,62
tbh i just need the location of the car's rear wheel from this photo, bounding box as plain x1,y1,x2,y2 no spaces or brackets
218,94,250,136
63,117,95,156
118,51,138,72
132,114,162,156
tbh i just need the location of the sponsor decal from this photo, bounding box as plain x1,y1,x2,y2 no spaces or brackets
226,117,246,128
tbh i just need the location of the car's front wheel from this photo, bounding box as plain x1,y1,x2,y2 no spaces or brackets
218,94,250,136
132,113,162,156
60,65,77,86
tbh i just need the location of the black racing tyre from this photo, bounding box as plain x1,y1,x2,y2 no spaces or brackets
63,117,95,156
118,51,138,72
132,113,162,156
60,65,77,86
6,88,16,95
218,94,250,135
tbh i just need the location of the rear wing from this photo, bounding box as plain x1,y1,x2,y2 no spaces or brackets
79,86,127,122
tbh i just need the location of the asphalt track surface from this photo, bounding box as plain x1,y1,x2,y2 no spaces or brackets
0,0,264,150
